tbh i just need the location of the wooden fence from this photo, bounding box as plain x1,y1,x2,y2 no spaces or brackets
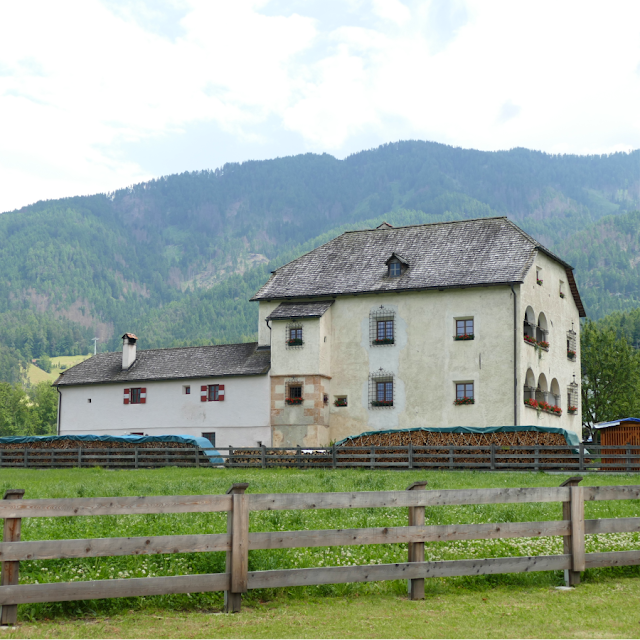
2,444,640,471
1,478,640,623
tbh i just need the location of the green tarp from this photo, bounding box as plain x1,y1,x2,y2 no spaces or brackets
336,425,581,448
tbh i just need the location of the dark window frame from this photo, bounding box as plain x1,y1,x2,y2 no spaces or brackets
455,318,474,339
370,307,395,346
286,322,304,348
208,384,220,401
202,432,216,447
130,388,142,404
388,260,402,277
369,371,394,408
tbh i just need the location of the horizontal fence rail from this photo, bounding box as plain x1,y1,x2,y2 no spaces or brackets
1,478,640,621
2,444,640,472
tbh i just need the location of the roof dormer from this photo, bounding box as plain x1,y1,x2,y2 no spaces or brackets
385,253,409,277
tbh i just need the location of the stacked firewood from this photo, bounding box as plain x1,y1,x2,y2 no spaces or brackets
0,440,205,467
337,430,579,468
228,429,580,469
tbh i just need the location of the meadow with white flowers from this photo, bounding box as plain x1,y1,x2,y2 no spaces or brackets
2,467,640,621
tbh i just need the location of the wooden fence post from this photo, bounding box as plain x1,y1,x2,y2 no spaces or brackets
332,444,337,470
560,477,583,587
1,489,25,626
224,483,249,613
407,481,428,600
408,443,413,470
490,443,496,470
261,446,266,469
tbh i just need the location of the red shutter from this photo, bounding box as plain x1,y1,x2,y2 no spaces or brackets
201,385,208,402
218,384,225,401
123,388,130,405
140,388,147,404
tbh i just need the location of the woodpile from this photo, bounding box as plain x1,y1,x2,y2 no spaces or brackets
227,429,581,469
0,440,206,467
337,429,580,468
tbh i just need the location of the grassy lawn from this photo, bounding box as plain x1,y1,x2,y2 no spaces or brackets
2,467,640,635
25,355,91,385
7,580,640,639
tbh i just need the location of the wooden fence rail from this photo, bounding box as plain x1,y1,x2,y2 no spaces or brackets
1,444,639,471
2,479,640,622
0,444,640,473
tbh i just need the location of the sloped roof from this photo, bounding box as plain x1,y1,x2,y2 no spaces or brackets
595,417,640,430
252,217,586,316
266,301,334,320
54,342,270,386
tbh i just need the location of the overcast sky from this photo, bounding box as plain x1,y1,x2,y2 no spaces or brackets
1,0,639,213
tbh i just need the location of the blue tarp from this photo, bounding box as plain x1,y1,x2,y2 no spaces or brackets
336,425,581,448
0,434,224,465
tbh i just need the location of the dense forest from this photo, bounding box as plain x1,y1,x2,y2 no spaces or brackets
1,140,640,380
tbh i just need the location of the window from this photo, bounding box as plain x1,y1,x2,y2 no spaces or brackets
559,280,565,298
124,387,146,405
286,323,303,348
455,319,474,340
376,320,394,344
389,260,402,277
200,384,225,402
286,384,303,405
202,432,216,447
183,385,191,395
334,396,348,407
87,399,91,403
369,371,394,407
536,268,543,285
455,382,474,405
377,381,393,402
566,329,577,359
370,306,395,346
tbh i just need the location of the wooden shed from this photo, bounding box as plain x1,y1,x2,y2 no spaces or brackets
595,417,640,470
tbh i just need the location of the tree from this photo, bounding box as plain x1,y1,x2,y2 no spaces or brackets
581,321,640,439
27,382,58,435
39,354,52,374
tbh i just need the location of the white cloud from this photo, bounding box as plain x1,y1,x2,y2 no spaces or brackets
0,0,639,212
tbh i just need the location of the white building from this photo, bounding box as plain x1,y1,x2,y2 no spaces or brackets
55,216,586,448
55,336,271,448
252,217,586,447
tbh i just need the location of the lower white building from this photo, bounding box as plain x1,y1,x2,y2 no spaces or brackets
54,335,272,448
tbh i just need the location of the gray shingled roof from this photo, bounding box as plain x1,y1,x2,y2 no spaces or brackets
266,301,334,320
252,217,585,315
54,342,270,386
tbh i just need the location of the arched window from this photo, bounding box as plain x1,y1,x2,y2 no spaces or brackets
550,378,561,408
524,306,536,342
536,373,548,403
537,313,549,347
524,368,536,401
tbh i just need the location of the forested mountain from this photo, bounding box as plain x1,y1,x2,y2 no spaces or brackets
1,140,639,383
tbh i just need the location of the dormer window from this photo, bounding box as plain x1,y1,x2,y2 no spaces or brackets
385,253,408,277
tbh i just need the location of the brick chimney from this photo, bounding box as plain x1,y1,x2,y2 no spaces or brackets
122,333,138,370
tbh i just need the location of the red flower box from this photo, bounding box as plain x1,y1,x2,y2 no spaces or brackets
285,397,303,405
454,397,475,405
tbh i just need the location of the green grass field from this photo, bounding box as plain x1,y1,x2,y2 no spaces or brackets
26,355,91,385
3,468,640,637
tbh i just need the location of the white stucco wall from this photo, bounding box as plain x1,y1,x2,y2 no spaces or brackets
269,306,332,378
324,287,516,443
59,374,271,448
518,250,582,437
